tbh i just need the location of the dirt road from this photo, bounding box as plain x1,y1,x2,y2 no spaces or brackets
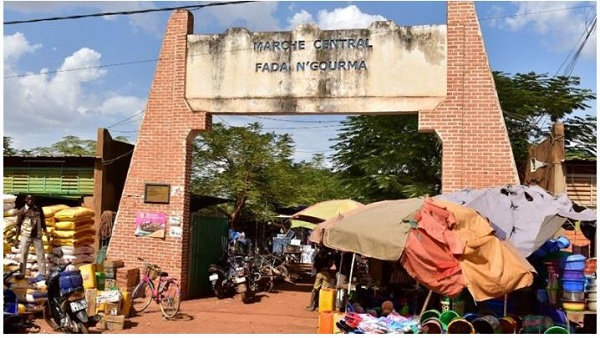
34,282,319,334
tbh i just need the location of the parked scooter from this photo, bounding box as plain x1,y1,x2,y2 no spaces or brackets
43,264,98,333
3,270,40,334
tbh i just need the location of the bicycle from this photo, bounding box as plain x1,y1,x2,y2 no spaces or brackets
131,257,180,319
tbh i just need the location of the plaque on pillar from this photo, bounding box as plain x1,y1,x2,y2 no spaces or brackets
144,183,171,204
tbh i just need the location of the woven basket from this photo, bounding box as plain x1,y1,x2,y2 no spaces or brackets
144,264,161,280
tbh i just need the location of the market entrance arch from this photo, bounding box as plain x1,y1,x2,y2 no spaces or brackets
108,1,518,298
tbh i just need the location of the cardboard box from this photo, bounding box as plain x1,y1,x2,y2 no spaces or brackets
105,260,125,269
85,289,97,317
104,267,118,279
105,300,122,316
116,268,140,287
99,315,125,331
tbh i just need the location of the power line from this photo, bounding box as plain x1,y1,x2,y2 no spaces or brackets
4,1,256,25
479,4,595,21
106,110,145,129
5,4,595,79
102,149,134,165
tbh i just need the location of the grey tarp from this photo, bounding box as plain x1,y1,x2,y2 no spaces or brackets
436,185,596,257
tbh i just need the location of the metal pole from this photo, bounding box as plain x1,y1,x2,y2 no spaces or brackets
420,290,433,318
347,253,356,296
336,253,345,286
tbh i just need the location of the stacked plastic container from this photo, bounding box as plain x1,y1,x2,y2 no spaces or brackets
561,254,587,311
584,258,596,311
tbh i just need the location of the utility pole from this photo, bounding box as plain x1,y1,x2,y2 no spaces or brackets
524,122,566,195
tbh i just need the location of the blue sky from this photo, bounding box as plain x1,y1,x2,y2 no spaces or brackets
2,1,597,162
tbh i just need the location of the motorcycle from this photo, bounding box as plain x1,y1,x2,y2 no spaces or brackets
208,232,256,303
43,264,97,333
3,270,40,334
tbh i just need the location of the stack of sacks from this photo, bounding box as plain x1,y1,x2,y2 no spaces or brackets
3,194,19,248
7,275,48,313
41,205,70,273
5,248,55,277
52,207,96,269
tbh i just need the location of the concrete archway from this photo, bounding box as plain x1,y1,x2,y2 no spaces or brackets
108,1,518,298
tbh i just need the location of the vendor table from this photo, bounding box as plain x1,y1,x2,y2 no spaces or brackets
564,310,596,332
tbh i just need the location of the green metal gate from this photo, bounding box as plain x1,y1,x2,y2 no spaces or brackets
187,214,229,299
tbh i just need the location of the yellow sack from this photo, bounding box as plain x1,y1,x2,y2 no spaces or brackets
52,236,95,247
53,227,95,239
46,226,54,235
55,219,94,230
3,208,18,217
45,218,56,227
54,207,95,221
42,204,70,218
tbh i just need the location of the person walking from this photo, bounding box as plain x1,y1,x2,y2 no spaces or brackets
306,248,333,311
15,195,49,279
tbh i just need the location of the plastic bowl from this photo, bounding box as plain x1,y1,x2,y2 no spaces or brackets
556,237,570,249
587,292,597,300
439,310,460,329
565,254,587,271
544,326,569,334
586,300,597,311
562,270,584,280
561,301,585,311
562,279,586,292
562,291,585,301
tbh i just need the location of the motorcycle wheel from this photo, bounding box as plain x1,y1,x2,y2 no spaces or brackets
77,321,89,334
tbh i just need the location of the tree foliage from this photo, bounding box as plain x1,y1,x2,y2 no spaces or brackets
331,115,441,202
3,137,17,156
493,71,596,167
192,123,347,229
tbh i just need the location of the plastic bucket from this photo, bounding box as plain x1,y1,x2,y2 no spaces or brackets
439,310,460,329
421,318,443,334
472,315,499,334
447,318,475,334
463,313,479,323
499,316,518,333
420,309,441,323
544,326,569,334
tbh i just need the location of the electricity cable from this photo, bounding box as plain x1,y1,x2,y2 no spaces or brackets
4,1,256,25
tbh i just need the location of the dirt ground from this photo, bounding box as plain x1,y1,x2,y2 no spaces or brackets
33,281,319,334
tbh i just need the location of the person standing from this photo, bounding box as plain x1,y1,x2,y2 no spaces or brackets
306,248,334,311
15,195,49,278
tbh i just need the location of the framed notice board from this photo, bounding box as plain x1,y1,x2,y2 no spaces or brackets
144,183,170,204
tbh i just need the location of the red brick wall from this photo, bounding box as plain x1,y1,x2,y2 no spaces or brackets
109,2,519,298
107,10,210,299
419,1,519,193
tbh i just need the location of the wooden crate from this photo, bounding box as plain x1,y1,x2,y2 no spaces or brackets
116,268,140,287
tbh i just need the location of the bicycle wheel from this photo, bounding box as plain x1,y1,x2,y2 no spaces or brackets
131,282,153,314
159,280,180,319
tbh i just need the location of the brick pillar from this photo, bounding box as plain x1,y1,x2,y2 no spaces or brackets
107,10,210,299
419,1,519,193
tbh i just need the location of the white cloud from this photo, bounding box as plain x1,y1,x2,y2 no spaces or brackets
495,1,596,58
3,32,146,150
288,10,315,29
3,32,42,64
199,2,281,32
287,5,387,30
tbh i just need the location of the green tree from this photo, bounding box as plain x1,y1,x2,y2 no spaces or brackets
330,72,595,200
494,71,596,169
291,154,351,205
331,115,441,202
50,135,96,155
3,137,17,156
192,123,298,230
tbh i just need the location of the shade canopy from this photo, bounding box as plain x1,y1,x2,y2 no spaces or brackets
318,198,424,261
291,199,363,230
